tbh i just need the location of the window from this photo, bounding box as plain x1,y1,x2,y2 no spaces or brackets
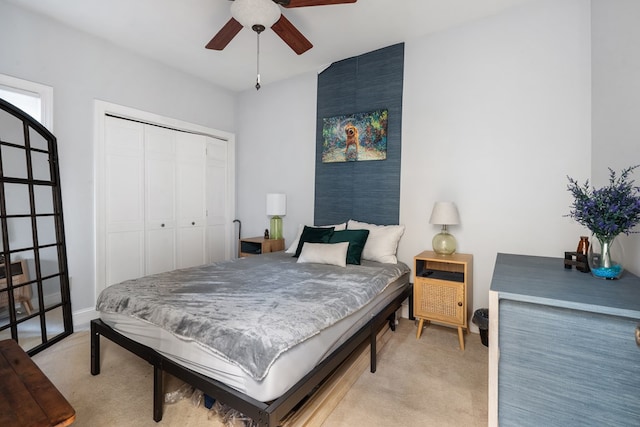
0,74,53,131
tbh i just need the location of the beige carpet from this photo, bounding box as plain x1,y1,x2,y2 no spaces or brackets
32,319,488,426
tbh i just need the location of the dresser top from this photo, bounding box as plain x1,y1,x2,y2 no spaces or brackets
490,253,640,317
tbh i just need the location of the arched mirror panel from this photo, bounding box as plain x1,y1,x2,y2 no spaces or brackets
0,97,72,355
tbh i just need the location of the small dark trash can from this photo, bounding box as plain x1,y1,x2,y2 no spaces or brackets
473,308,489,347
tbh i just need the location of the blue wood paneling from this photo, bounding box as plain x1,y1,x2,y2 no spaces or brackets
491,254,640,426
500,300,640,426
314,43,404,226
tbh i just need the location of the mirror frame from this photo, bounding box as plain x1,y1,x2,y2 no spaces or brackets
0,98,72,355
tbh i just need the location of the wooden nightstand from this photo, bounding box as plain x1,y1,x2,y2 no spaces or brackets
239,237,285,257
414,250,473,350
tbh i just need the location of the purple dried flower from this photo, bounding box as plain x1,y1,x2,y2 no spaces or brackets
566,165,640,240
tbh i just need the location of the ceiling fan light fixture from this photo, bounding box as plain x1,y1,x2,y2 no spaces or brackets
231,0,281,29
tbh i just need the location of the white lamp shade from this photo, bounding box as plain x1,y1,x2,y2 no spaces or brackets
266,193,286,216
231,0,281,28
429,202,460,225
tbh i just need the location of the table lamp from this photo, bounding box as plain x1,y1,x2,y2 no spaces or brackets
429,201,460,255
266,193,286,240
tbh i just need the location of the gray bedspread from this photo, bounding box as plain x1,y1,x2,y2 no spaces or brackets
96,252,410,381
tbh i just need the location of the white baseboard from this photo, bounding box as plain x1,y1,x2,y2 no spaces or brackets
72,307,98,331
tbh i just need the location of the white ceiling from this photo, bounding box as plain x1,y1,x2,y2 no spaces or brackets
7,0,535,92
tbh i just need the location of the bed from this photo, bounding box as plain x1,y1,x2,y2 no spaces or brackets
90,220,411,426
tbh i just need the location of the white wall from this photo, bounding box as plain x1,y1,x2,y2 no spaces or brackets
400,0,591,315
234,72,318,247
236,0,593,329
0,1,236,323
591,0,640,275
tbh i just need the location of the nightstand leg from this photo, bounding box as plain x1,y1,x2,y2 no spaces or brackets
416,318,424,339
457,326,465,351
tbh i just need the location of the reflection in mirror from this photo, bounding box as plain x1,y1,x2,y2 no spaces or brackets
36,216,57,246
11,249,35,266
45,307,65,340
34,185,54,214
39,246,61,278
0,290,10,328
31,151,52,182
1,255,36,317
42,276,62,310
1,98,72,355
3,183,30,216
17,316,43,350
0,109,25,146
29,127,49,151
1,145,28,179
6,217,34,250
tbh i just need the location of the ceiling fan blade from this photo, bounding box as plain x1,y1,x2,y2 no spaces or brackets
205,18,243,50
271,14,313,55
282,0,357,8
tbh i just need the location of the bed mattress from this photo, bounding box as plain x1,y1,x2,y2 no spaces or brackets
97,252,410,402
100,276,406,402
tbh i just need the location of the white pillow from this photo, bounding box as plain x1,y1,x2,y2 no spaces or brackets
347,220,405,264
297,242,349,267
285,222,347,254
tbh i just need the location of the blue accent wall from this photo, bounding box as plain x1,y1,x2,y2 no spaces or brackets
314,43,404,226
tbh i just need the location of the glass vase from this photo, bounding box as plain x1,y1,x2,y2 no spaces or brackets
587,235,624,279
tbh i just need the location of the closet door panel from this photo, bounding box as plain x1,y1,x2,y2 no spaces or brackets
176,165,205,220
106,231,144,285
146,229,175,275
176,133,206,268
144,125,176,275
105,117,144,285
177,227,206,269
207,139,228,263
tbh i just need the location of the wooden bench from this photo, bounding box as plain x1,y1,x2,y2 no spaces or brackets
0,339,75,426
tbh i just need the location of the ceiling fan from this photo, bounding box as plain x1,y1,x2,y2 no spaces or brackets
206,0,358,55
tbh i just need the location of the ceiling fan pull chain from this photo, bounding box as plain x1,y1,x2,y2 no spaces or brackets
253,24,264,90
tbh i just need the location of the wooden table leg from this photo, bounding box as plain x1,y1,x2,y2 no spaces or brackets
457,326,465,350
416,318,424,339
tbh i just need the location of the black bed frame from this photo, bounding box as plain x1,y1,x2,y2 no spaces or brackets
90,283,412,426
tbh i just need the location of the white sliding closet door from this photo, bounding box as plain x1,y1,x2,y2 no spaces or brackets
103,115,228,287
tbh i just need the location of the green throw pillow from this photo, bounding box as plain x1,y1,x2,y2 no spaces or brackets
294,226,335,257
329,229,370,265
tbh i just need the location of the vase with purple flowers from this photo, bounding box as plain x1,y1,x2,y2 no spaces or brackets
567,165,640,280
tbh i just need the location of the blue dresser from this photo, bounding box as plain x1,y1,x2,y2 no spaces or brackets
488,253,640,426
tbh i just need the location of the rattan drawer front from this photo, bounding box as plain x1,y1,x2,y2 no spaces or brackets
415,278,464,325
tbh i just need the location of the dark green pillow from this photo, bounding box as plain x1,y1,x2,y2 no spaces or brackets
328,229,370,265
294,226,335,257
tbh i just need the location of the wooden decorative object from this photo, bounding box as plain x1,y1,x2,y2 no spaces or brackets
564,251,590,273
0,260,33,315
0,339,75,426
